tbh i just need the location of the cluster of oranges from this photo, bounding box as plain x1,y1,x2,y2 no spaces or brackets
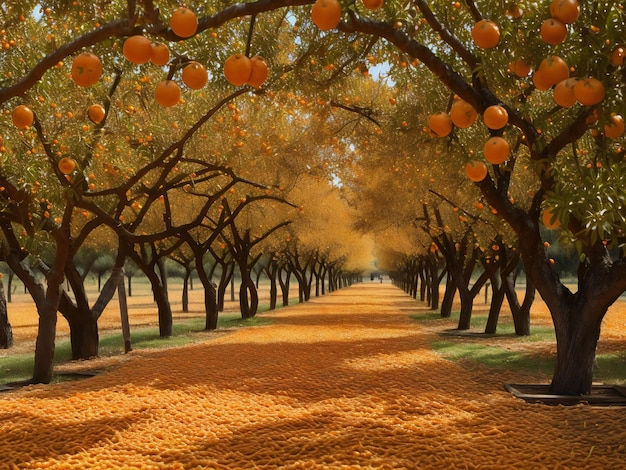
427,99,510,182
426,0,623,196
8,6,272,177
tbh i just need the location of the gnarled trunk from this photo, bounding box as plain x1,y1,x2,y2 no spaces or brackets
0,280,13,349
239,269,258,319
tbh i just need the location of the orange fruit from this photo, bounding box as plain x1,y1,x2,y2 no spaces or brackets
362,0,384,10
532,69,552,91
428,112,453,137
181,62,208,89
506,5,524,18
170,7,198,38
604,114,625,138
58,157,77,175
509,60,531,77
483,105,509,130
150,43,170,66
450,99,477,128
542,208,561,229
538,55,569,87
71,52,103,87
123,35,153,64
223,54,252,86
311,0,342,31
12,105,34,129
549,0,580,24
88,104,106,124
247,56,269,88
553,78,577,107
610,47,624,66
574,77,605,106
154,80,181,107
465,161,488,182
471,20,500,49
540,18,567,45
484,136,510,164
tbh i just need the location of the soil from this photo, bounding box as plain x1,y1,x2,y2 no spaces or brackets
1,282,626,469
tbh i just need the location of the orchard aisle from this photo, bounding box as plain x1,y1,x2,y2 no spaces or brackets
1,283,625,469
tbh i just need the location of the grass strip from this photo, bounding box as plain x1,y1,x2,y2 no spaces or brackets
1,311,272,386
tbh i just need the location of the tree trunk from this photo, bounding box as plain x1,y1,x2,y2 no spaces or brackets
456,289,474,330
217,262,233,312
550,301,603,395
181,269,191,313
510,210,625,394
440,272,456,318
239,269,258,319
195,258,218,330
484,276,505,334
144,267,173,337
7,270,13,303
265,264,278,310
58,284,98,359
278,267,290,307
0,280,13,349
66,310,99,359
204,282,218,330
32,299,58,384
118,273,132,353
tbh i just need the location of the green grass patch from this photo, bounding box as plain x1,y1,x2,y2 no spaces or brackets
1,311,272,386
408,312,442,322
595,351,626,384
432,340,555,376
410,310,556,342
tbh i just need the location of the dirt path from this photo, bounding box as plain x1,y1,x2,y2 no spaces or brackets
1,283,625,469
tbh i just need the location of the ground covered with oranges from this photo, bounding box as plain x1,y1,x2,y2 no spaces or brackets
2,283,626,469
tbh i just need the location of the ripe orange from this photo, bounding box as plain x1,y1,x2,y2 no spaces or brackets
170,7,198,38
484,136,510,164
71,52,103,87
549,0,580,24
150,43,170,66
532,69,552,91
538,55,569,86
12,105,34,129
223,54,252,86
123,35,153,64
428,112,453,137
154,80,181,107
573,77,605,106
540,18,567,45
311,0,342,31
450,99,477,128
58,157,77,175
509,60,531,77
553,78,577,107
247,56,269,88
604,114,625,138
181,61,208,89
483,105,509,130
465,161,488,182
88,104,106,124
362,0,384,10
610,47,624,66
471,20,500,49
542,208,561,229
